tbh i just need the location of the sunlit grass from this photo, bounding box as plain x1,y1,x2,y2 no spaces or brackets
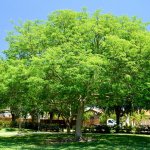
0,129,150,149
0,128,33,137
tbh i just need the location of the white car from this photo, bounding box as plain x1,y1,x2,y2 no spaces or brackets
3,111,12,117
107,119,116,126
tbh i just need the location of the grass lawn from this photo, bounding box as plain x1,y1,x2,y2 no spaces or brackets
0,128,150,150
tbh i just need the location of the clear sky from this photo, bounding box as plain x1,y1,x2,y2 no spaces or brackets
1,0,150,57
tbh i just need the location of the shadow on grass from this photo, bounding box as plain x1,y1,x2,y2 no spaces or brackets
50,134,150,150
5,128,17,132
0,133,149,150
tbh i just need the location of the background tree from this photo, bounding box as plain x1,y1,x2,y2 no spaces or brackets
97,15,150,129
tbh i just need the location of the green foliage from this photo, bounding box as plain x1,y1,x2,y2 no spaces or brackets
99,113,107,124
0,9,149,136
0,120,11,128
83,111,93,121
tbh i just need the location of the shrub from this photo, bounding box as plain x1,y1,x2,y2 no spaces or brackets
46,124,60,132
135,125,150,134
0,120,11,128
114,125,121,133
82,126,91,133
94,125,110,133
123,125,132,133
10,121,18,128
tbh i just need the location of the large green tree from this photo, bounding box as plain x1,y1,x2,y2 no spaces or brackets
2,9,150,138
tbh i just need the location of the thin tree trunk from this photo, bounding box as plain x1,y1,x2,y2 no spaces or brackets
30,110,38,130
61,116,71,133
115,106,121,133
18,115,22,132
49,112,54,124
37,113,40,131
66,120,71,134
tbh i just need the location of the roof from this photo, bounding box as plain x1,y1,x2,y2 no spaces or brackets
85,107,103,114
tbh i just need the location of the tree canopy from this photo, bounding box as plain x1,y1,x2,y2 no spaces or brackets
0,9,150,138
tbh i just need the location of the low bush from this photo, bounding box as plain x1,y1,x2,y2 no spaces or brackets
0,120,11,128
82,125,110,133
119,126,132,133
82,126,90,133
94,125,111,133
135,125,150,134
82,126,95,133
40,123,59,132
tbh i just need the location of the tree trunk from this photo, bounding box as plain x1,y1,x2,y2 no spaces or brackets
30,110,38,130
49,112,54,124
66,120,71,134
75,100,84,141
11,113,16,122
37,113,40,131
18,114,22,132
115,106,121,133
11,112,17,127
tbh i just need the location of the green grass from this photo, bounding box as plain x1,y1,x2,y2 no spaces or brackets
0,129,150,150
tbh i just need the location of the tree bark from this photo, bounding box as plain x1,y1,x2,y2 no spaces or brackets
115,106,121,133
11,113,16,122
49,112,54,124
37,113,40,131
11,112,18,127
75,100,84,141
66,120,71,134
18,113,22,132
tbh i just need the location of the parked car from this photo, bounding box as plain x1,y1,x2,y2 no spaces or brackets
3,111,12,117
107,119,116,127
